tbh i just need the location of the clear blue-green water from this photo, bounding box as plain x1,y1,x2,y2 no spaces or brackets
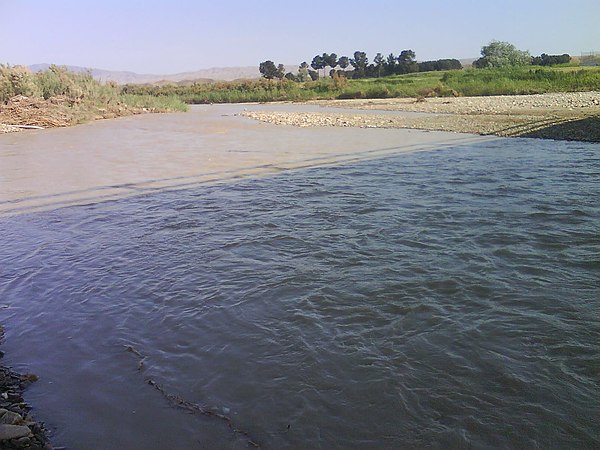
1,137,599,449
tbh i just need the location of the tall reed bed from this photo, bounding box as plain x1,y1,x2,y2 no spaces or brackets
1,64,187,111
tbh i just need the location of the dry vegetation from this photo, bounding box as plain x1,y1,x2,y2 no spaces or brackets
0,64,187,132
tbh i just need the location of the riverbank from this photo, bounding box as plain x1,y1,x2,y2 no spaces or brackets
0,326,52,449
242,91,600,142
0,94,182,133
0,65,187,133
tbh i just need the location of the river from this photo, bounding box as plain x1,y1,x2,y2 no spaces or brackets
1,105,598,449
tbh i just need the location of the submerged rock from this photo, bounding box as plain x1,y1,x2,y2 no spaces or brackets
0,326,52,449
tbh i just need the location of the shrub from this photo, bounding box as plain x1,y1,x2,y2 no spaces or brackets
0,64,40,102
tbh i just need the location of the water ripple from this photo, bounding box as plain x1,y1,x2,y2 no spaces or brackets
1,138,599,448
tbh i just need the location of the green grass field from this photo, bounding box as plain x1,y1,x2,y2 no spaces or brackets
121,65,600,104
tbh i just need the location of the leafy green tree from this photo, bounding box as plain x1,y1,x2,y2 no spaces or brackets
311,55,324,77
418,59,463,72
324,53,338,77
531,53,571,66
398,49,416,63
396,50,417,74
384,53,397,76
338,56,349,69
374,53,385,77
259,60,282,79
275,64,285,79
350,51,368,78
297,62,310,82
473,41,531,68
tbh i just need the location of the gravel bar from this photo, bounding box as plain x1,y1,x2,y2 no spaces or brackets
242,92,600,142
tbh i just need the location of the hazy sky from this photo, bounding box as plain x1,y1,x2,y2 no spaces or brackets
2,0,599,74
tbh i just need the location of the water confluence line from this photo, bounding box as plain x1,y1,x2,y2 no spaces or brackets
0,135,489,217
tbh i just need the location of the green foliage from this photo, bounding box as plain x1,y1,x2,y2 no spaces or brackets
441,66,600,95
474,41,531,68
119,94,188,111
111,66,600,105
0,64,40,102
531,53,571,66
0,64,188,123
418,59,462,72
259,60,284,79
350,51,368,78
297,62,310,82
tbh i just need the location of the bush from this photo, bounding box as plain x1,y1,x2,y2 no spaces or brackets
531,53,571,66
0,64,40,102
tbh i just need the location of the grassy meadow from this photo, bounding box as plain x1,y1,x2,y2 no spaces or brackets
122,65,600,104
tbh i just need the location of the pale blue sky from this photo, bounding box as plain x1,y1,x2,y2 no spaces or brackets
2,0,598,73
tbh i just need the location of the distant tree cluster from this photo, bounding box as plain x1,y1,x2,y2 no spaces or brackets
531,53,571,66
417,59,463,72
259,41,571,82
259,49,463,82
473,41,532,68
472,41,572,69
258,60,285,80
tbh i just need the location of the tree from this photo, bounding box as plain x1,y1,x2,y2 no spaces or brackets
259,60,284,79
531,53,571,66
338,56,349,69
350,51,368,78
398,49,416,63
323,53,338,77
473,41,531,68
418,59,463,72
397,50,417,74
385,53,397,76
374,53,385,77
276,64,285,79
311,55,325,77
297,62,310,82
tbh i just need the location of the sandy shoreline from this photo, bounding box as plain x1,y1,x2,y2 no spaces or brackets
242,92,600,142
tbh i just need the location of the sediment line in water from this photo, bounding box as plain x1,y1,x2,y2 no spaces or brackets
0,134,485,218
124,345,261,448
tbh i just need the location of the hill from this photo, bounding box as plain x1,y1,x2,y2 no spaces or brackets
27,64,263,84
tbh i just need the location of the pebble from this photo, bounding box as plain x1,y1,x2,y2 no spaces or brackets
242,91,600,142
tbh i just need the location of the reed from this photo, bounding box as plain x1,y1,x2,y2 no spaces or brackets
0,64,189,119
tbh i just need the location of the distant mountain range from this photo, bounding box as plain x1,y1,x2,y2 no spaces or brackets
28,59,478,85
27,64,264,84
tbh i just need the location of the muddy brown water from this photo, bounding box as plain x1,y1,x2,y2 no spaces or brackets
1,105,598,449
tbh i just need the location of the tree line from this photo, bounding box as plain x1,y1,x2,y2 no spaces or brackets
260,50,462,81
260,42,572,81
473,41,571,68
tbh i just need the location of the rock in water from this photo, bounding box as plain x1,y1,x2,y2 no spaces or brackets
0,424,32,440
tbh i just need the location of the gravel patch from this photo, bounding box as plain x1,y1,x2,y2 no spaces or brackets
242,92,600,142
